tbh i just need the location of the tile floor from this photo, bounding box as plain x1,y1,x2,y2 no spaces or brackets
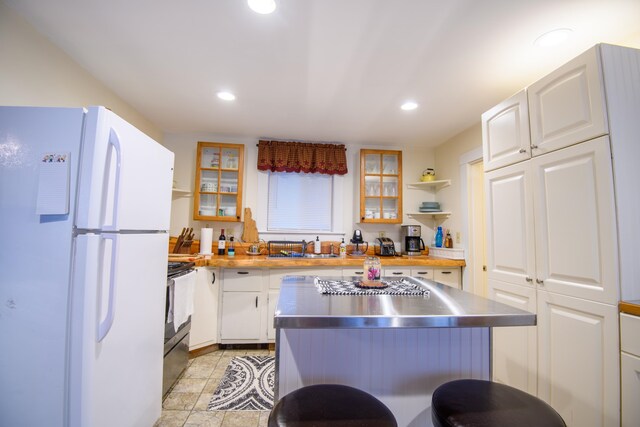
154,348,274,427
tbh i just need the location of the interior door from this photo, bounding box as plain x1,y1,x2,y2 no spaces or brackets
484,161,536,287
532,136,618,304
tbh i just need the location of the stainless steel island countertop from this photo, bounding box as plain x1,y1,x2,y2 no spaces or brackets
274,276,536,329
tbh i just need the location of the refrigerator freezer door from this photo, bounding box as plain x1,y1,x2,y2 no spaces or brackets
0,106,85,427
68,232,168,427
75,107,174,231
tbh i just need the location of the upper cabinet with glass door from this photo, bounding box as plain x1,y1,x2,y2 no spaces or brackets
194,142,244,222
360,149,402,223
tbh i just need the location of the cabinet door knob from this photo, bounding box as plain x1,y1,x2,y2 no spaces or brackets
525,276,533,282
536,278,544,285
519,148,527,153
531,144,539,150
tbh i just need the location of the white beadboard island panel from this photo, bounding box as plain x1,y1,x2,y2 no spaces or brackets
276,327,490,427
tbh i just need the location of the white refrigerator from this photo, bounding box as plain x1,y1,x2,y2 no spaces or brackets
0,106,174,427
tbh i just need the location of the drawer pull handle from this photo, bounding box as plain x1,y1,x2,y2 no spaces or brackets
392,272,403,275
255,296,258,308
417,272,428,274
441,271,452,275
211,271,216,284
237,271,250,275
519,148,527,153
354,271,363,275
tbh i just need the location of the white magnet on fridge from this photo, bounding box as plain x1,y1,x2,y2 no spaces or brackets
36,152,70,215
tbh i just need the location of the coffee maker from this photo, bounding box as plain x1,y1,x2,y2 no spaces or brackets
401,225,425,256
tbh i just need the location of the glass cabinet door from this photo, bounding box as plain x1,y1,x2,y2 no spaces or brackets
360,149,402,223
194,142,244,221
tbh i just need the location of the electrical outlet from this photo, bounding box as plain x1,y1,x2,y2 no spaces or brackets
379,231,386,238
456,232,461,243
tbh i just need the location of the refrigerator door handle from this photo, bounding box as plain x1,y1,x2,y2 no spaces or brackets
97,233,119,342
104,128,122,231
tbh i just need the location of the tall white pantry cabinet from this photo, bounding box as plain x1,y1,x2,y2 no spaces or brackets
482,44,640,427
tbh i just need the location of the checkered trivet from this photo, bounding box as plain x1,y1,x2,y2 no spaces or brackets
314,277,429,296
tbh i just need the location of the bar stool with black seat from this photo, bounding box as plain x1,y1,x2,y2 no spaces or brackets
432,379,566,427
268,384,397,427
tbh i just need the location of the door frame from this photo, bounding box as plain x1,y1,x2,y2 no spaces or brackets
459,147,484,295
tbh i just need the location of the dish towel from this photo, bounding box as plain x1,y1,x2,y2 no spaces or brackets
170,270,196,332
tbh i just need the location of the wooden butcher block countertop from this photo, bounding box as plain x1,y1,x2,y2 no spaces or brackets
167,253,465,268
619,300,640,316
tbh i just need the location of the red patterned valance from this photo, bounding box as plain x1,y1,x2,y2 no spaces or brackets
257,140,348,175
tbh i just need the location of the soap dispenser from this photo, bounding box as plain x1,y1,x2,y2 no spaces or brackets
314,236,322,254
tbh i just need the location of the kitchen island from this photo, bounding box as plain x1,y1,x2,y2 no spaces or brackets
274,275,535,427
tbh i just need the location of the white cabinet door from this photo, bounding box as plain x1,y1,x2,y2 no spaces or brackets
434,268,461,289
528,45,608,155
267,290,279,341
537,291,619,427
220,292,262,340
488,279,537,395
482,90,531,172
532,137,618,304
189,267,219,350
484,161,536,287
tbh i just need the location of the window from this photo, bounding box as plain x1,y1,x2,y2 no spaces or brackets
267,172,333,231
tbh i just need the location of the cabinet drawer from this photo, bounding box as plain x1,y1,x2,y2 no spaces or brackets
222,269,264,291
269,268,335,289
434,268,461,288
411,268,434,280
343,267,365,278
621,313,640,356
622,352,640,427
383,268,411,277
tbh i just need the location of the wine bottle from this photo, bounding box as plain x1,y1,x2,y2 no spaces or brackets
218,229,226,255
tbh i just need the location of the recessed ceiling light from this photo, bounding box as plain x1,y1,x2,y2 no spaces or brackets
401,101,418,111
217,91,236,101
534,28,573,47
248,0,276,14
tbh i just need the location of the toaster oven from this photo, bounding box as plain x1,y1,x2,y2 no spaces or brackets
374,237,397,256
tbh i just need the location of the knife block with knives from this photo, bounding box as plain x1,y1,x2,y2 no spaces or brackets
172,227,194,254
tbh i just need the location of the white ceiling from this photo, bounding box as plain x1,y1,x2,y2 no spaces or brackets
5,0,640,147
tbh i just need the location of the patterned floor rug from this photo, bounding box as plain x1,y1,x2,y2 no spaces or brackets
207,356,275,411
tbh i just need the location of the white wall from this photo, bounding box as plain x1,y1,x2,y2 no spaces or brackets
433,123,483,246
163,132,435,247
0,1,162,142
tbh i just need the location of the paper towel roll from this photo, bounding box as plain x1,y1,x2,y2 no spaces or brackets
200,228,213,255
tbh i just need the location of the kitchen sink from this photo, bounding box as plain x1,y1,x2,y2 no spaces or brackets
303,253,339,258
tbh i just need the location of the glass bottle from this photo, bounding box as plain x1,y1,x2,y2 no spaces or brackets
218,228,226,255
228,236,235,257
435,226,443,248
363,256,381,282
339,238,347,258
444,231,453,248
